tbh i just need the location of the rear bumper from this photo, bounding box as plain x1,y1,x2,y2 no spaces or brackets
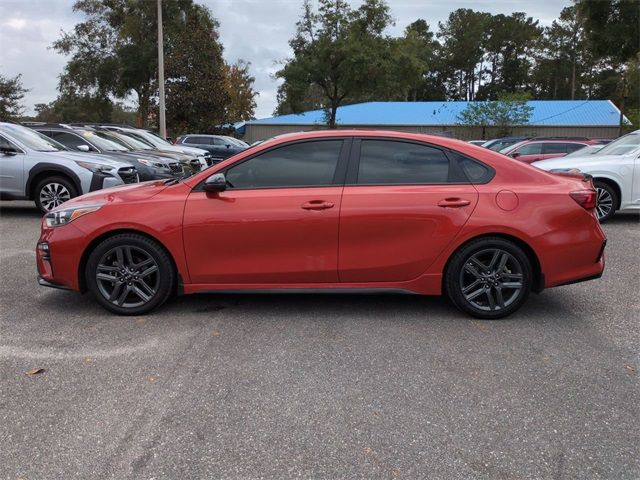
545,239,606,289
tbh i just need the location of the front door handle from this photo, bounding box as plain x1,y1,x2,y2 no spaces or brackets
301,200,334,210
437,198,471,208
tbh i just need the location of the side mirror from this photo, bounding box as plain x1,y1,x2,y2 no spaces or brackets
225,144,231,148
204,173,227,193
510,152,521,158
77,144,90,152
0,145,18,156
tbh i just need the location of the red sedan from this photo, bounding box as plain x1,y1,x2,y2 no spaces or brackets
502,138,602,163
36,130,606,319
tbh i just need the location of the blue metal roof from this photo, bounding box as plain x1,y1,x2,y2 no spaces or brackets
249,100,626,127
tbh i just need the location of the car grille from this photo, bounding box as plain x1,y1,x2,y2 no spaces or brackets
118,167,139,184
169,162,184,174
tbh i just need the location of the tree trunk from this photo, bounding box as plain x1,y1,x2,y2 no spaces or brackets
136,85,150,128
328,102,338,129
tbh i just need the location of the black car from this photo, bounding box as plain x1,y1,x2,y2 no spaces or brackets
174,134,247,162
25,124,185,181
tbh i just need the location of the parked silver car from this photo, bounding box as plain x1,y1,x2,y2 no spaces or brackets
0,122,138,212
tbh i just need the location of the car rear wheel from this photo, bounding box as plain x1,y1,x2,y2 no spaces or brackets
445,237,532,319
86,234,175,315
35,176,78,213
593,181,617,223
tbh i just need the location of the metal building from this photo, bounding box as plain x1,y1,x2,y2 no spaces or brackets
240,100,629,144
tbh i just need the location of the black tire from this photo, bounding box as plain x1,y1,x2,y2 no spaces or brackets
34,176,78,213
445,237,532,320
85,233,176,315
593,181,617,223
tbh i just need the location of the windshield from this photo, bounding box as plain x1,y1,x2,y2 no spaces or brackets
79,130,129,152
108,131,153,150
596,132,640,156
143,130,172,146
129,129,168,148
564,145,604,158
0,124,67,152
224,136,249,147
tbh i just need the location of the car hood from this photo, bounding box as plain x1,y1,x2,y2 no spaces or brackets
156,145,207,157
44,151,131,168
533,154,623,171
61,179,173,208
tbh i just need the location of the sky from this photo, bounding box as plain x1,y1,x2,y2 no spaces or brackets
0,0,571,119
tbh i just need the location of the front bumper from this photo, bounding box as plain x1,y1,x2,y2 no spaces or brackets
37,276,72,290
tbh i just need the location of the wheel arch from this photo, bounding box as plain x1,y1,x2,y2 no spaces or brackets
26,164,82,199
442,232,544,294
77,228,180,294
592,177,622,210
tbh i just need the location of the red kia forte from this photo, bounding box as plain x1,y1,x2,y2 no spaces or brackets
36,130,606,319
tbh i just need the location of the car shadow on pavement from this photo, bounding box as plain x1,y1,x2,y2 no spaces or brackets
0,202,42,219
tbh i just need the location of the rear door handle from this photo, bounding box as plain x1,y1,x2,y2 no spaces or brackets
438,198,471,208
301,200,335,210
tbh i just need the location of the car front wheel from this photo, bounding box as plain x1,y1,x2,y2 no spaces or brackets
445,237,532,319
35,176,78,213
86,234,176,315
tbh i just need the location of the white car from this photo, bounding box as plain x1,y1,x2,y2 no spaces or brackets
533,130,640,222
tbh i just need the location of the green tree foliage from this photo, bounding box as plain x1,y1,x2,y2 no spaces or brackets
224,60,258,122
457,92,534,138
34,92,136,124
0,73,28,120
576,0,640,66
161,4,229,134
437,9,491,100
477,13,542,99
53,0,235,132
276,0,394,128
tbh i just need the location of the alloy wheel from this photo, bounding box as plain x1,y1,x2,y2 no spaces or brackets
39,183,71,211
595,187,613,221
95,245,160,308
459,248,524,312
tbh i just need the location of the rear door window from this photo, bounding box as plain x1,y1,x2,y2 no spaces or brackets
356,140,451,185
514,143,543,155
543,143,569,155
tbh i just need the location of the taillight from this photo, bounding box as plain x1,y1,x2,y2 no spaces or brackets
569,190,597,210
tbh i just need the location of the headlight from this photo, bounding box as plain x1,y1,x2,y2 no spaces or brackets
137,158,168,169
45,204,104,228
75,161,113,173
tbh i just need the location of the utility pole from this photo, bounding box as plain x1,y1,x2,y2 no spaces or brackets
157,0,167,138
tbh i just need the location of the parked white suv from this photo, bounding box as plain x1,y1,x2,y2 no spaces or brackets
0,123,139,212
533,130,640,222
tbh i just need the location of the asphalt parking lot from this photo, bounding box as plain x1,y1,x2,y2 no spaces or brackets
0,201,638,480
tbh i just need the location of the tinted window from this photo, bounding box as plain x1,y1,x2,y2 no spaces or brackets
565,143,587,153
0,134,19,151
186,136,212,145
357,140,450,184
226,140,342,189
543,143,568,154
515,143,543,155
448,151,494,183
52,132,89,150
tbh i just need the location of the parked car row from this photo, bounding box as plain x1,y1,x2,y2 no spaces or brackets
0,122,226,212
174,134,249,162
468,132,639,222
